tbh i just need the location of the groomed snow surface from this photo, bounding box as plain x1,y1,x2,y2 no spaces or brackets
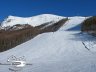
0,15,96,72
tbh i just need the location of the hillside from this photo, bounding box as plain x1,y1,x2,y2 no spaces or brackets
81,16,96,36
0,15,96,72
0,17,67,52
1,14,64,27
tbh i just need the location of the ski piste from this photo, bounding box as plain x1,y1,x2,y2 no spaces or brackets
0,15,96,72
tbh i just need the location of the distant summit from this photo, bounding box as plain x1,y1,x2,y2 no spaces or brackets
1,14,64,27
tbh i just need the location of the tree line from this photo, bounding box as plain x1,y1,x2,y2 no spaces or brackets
0,18,68,52
81,16,96,35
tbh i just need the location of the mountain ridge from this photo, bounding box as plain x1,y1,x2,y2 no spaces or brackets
0,14,89,28
1,14,64,27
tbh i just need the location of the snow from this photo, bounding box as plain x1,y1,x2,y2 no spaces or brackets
80,34,96,52
1,14,64,27
0,15,96,72
59,16,86,31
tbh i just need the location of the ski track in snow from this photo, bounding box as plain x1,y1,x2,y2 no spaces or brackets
0,16,96,72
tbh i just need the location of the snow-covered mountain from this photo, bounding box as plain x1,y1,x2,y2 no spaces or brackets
0,14,96,72
1,14,64,27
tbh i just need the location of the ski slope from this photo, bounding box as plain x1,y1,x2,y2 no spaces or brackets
59,16,86,31
0,16,96,72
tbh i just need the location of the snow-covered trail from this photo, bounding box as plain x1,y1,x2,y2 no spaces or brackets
59,16,86,31
24,31,96,72
0,16,96,72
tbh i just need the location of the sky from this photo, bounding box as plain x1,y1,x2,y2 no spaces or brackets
0,0,96,21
